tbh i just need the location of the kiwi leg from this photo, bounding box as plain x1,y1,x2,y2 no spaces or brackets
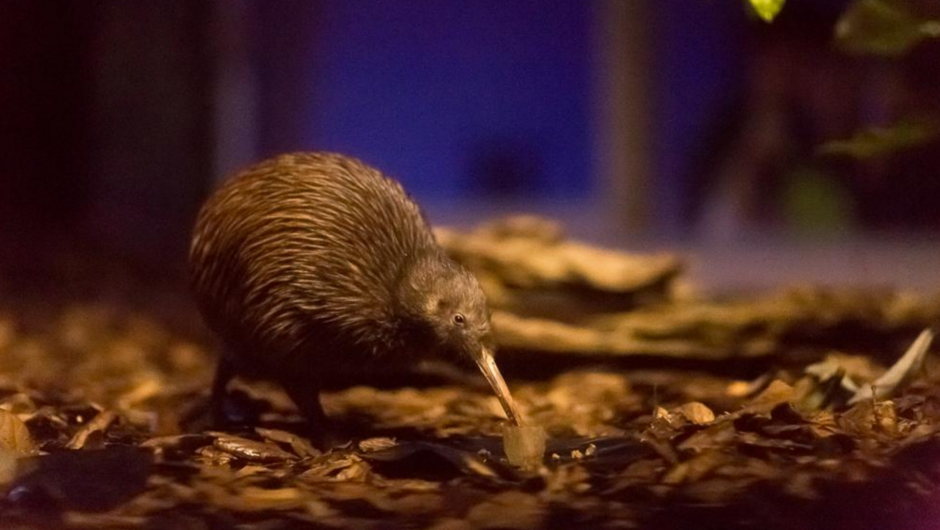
281,379,343,449
209,356,235,426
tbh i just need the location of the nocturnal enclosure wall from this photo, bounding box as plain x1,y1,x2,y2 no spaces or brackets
0,1,214,281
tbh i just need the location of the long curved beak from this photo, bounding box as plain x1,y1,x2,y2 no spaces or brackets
473,347,522,426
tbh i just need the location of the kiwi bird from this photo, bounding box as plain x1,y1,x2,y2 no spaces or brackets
189,152,520,441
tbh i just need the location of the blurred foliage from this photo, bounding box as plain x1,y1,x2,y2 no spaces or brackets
836,0,940,56
825,0,940,160
747,0,786,22
746,0,940,158
782,168,855,236
818,118,939,159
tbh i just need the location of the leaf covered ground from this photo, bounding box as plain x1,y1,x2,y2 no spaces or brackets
1,220,939,529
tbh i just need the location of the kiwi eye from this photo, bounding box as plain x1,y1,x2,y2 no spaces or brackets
453,314,466,326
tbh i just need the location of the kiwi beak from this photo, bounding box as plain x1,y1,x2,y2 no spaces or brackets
474,346,522,426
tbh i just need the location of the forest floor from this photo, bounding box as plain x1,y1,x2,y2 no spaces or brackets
1,220,939,529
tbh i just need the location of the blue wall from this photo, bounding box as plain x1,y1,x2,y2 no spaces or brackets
304,0,593,202
652,1,747,234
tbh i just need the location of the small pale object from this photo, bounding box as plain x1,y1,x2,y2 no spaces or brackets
503,424,547,469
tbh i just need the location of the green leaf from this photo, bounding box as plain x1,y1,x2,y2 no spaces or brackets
748,0,786,22
818,118,939,159
836,0,940,56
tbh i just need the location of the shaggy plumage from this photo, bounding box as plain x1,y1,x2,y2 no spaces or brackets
189,152,517,441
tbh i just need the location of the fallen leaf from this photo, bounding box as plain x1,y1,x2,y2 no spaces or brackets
209,432,297,463
738,380,796,416
674,402,716,425
0,409,37,456
255,427,322,458
466,490,545,529
850,329,934,404
363,441,508,481
67,410,117,450
357,437,398,453
663,452,729,485
0,409,37,486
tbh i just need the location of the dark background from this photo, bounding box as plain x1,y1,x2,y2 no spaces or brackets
2,0,938,291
